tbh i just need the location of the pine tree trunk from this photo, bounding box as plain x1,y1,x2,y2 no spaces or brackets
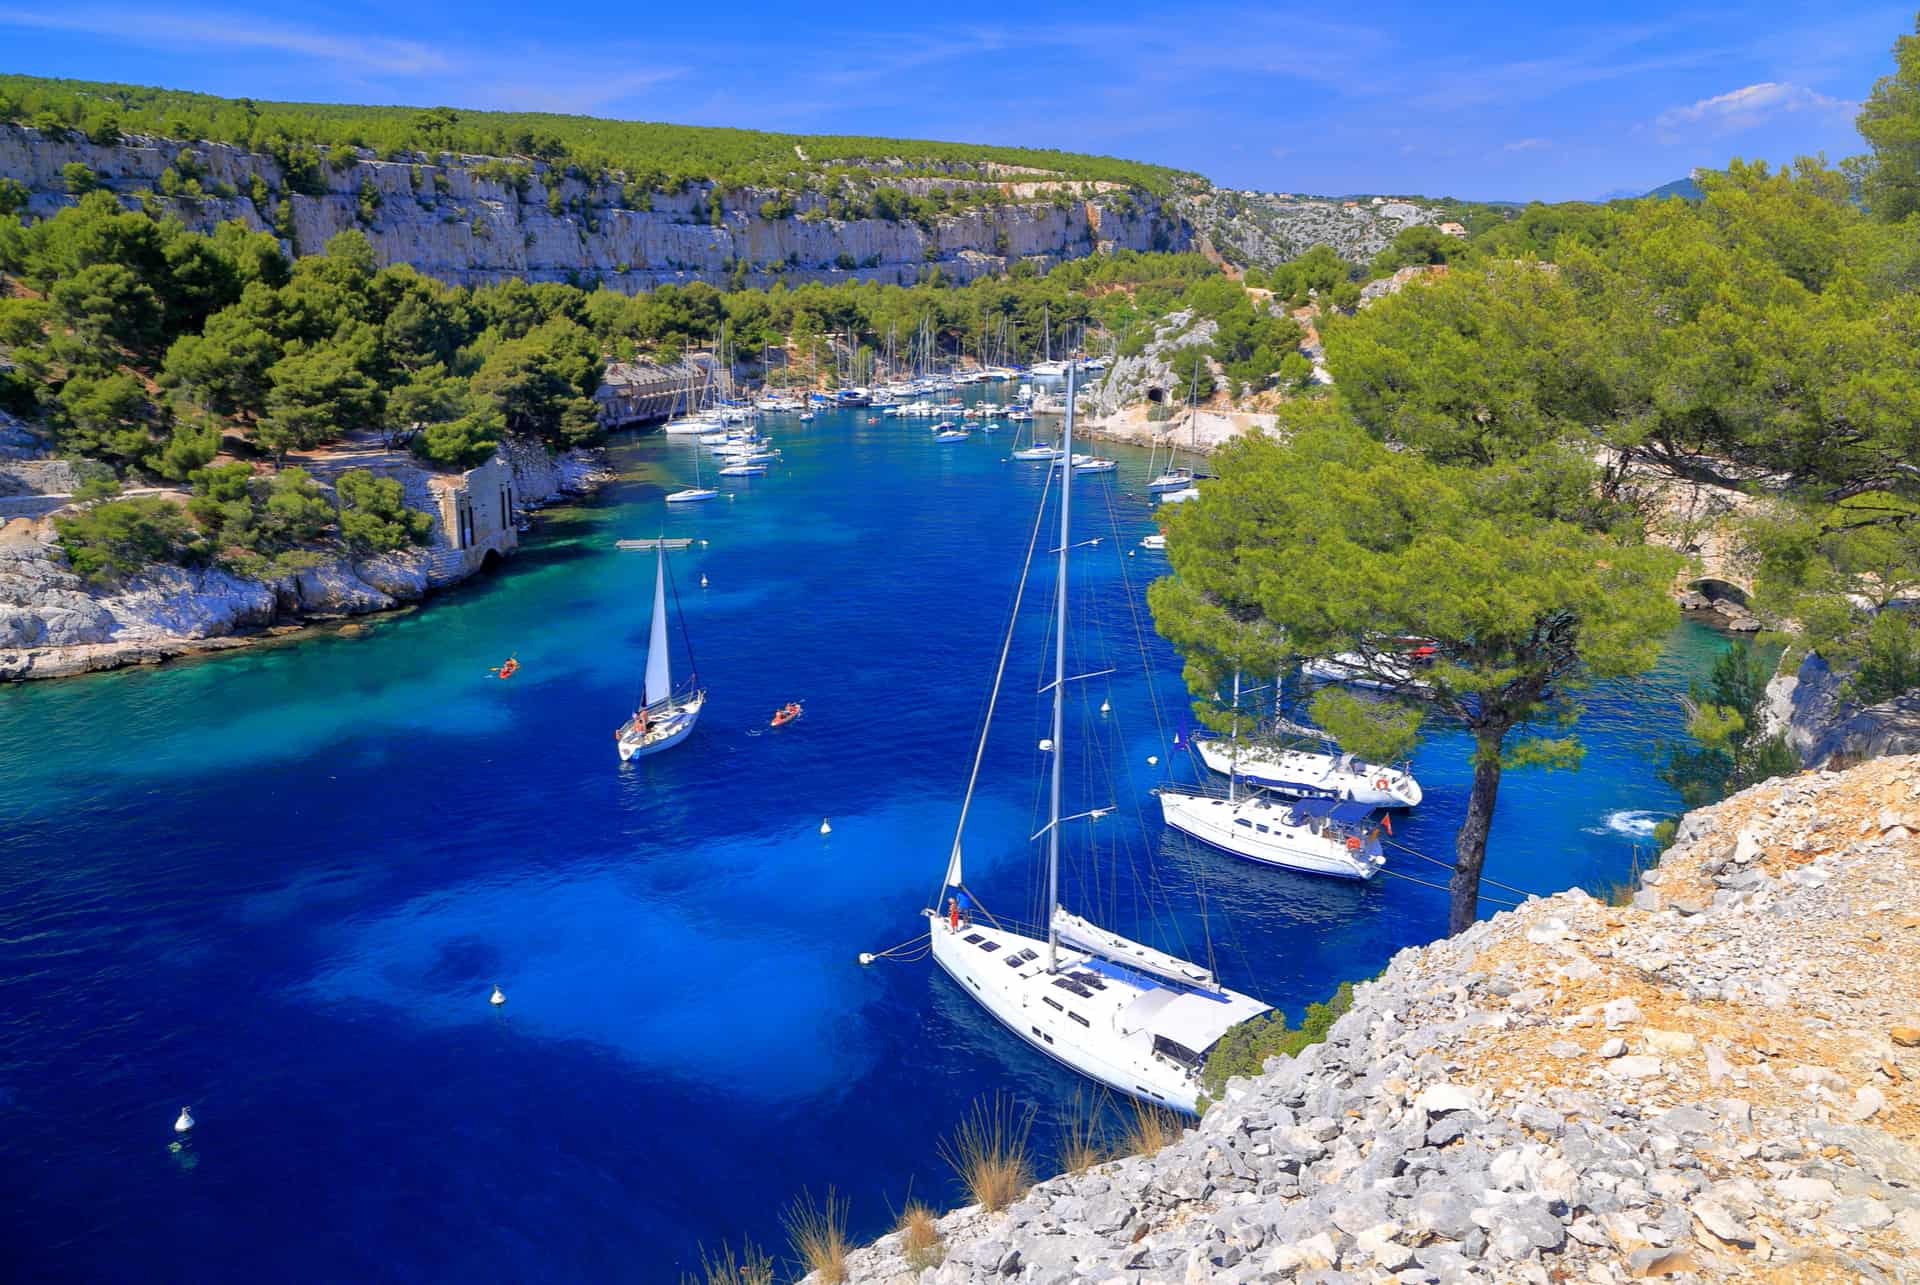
1448,726,1506,935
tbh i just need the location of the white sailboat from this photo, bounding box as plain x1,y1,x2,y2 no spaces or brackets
1147,361,1204,493
615,546,706,761
925,360,1270,1114
1193,736,1422,807
665,436,718,504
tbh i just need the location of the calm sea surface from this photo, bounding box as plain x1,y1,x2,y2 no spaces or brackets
0,397,1724,1280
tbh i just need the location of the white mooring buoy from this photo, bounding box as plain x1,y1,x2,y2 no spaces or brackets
490,985,506,1007
174,1106,194,1134
700,574,709,587
1147,755,1160,766
857,952,875,966
1038,738,1054,752
1100,699,1111,714
819,818,832,835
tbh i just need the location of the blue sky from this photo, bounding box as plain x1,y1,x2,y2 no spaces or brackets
0,1,1909,201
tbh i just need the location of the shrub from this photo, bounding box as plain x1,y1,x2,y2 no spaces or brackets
1199,981,1356,1104
679,1241,773,1285
781,1188,848,1284
1055,1089,1112,1174
55,495,199,582
895,1201,942,1272
335,468,431,552
1118,1099,1183,1156
61,161,100,195
939,1092,1034,1213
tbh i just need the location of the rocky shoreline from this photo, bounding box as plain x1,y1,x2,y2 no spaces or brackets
825,756,1920,1282
0,444,611,683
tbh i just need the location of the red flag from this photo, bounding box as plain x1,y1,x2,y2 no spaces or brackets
1382,813,1393,837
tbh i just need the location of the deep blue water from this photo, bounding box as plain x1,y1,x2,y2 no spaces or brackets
0,400,1723,1281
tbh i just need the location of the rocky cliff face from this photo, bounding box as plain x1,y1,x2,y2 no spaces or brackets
827,756,1920,1283
1179,190,1448,267
1762,652,1920,769
0,434,607,681
0,125,1185,291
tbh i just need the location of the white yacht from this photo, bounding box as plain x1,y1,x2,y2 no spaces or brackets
1301,645,1436,692
1193,737,1422,807
923,360,1270,1114
1158,791,1386,880
615,545,705,761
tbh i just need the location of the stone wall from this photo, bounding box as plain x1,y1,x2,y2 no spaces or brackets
0,125,1185,292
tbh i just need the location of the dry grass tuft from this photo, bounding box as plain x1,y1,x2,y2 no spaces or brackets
1055,1088,1114,1173
1119,1097,1184,1156
894,1200,943,1271
782,1187,849,1284
938,1091,1036,1212
682,1240,774,1285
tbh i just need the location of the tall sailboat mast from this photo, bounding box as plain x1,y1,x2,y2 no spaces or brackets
1046,359,1076,970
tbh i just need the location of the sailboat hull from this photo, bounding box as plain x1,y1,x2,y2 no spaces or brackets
1193,738,1423,807
1158,790,1384,880
929,918,1264,1114
617,692,705,761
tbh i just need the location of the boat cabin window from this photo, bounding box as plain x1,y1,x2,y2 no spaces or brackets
976,939,1001,953
1042,996,1063,1012
1003,954,1025,968
1256,824,1270,833
1235,818,1253,828
1052,977,1093,999
1152,1035,1205,1068
1068,1011,1090,1028
1017,949,1039,962
963,933,984,945
1072,972,1106,990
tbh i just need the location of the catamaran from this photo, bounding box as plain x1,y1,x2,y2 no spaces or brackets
615,546,706,761
923,360,1270,1114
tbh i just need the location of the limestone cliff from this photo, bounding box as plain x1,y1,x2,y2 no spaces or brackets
825,756,1920,1283
0,433,607,681
0,124,1185,291
1178,189,1449,267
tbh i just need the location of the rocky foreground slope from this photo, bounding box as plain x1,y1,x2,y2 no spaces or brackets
836,757,1920,1282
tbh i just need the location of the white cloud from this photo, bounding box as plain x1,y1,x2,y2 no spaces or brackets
1503,137,1551,152
1654,81,1853,136
0,7,446,75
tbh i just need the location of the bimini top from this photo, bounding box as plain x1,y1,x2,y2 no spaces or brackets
1287,797,1377,827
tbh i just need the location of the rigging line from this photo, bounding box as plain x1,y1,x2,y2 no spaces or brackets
1378,863,1524,908
928,454,1058,918
1384,839,1545,901
666,544,698,684
1100,472,1237,983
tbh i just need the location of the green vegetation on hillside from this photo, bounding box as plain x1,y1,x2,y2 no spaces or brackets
1151,9,1920,933
0,74,1194,195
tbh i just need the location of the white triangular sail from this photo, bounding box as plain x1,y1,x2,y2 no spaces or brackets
643,548,671,706
1051,908,1218,992
943,843,962,890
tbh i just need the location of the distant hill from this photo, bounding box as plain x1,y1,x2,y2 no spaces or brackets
1644,176,1704,201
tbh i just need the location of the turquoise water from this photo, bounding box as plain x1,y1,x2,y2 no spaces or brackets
0,403,1725,1279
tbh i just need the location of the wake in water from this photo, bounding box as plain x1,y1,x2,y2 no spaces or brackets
1584,809,1667,838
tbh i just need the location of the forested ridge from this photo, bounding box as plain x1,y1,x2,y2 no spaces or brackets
0,74,1195,196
